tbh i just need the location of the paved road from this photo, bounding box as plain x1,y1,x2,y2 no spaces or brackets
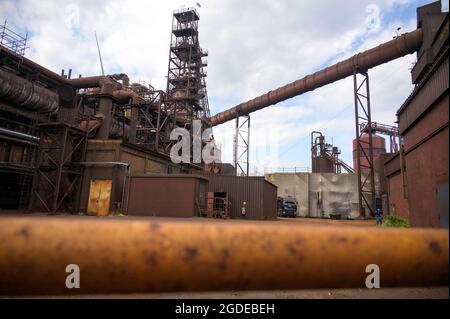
11,287,449,299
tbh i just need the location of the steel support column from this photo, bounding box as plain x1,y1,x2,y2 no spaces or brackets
233,115,250,176
353,70,376,218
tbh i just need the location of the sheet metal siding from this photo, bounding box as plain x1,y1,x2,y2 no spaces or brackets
384,153,401,177
398,55,449,134
263,181,278,219
127,175,207,217
204,175,277,220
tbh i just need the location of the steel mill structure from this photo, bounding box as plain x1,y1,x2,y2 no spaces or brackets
166,8,211,145
0,1,448,299
311,131,354,174
0,3,448,227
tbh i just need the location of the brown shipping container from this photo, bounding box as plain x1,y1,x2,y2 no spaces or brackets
203,174,277,220
126,174,208,217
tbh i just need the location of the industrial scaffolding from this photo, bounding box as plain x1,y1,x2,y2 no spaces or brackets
165,8,211,142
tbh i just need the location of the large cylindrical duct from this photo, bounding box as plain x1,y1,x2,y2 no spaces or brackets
211,29,423,126
0,69,59,113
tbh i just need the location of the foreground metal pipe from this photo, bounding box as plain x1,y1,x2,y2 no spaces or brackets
0,217,447,295
211,29,423,126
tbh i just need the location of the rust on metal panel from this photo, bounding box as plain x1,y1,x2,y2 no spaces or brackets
86,180,113,216
126,175,208,217
397,49,449,135
0,217,447,295
210,29,423,126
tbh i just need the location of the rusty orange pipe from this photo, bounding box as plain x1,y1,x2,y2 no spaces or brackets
0,217,447,295
211,29,423,126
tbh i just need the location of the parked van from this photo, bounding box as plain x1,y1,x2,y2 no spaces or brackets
277,196,298,218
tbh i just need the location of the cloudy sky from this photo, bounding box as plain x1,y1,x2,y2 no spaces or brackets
1,0,448,173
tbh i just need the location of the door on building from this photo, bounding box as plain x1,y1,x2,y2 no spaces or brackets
87,179,113,216
437,181,449,228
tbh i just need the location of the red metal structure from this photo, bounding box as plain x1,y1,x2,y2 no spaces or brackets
361,122,399,153
352,134,386,174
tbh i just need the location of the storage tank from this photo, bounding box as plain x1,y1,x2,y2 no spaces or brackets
352,134,386,173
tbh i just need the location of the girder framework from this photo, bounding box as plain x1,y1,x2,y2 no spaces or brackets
30,123,87,213
233,115,250,176
353,70,376,218
165,8,210,144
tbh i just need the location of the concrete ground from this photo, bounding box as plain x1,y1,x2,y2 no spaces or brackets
0,212,447,299
5,287,448,299
0,211,376,227
57,287,447,299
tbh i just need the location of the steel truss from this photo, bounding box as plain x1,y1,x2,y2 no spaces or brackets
353,70,376,218
165,7,211,160
233,115,250,176
30,123,87,213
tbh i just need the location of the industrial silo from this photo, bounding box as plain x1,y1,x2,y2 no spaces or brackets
352,134,386,173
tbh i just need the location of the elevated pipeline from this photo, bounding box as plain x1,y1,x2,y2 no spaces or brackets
211,29,423,126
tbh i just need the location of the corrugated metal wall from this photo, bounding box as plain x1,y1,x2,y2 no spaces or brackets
398,51,448,134
203,174,277,220
127,174,208,217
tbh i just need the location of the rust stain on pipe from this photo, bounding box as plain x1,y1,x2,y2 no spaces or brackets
0,217,447,295
0,69,59,113
211,29,423,126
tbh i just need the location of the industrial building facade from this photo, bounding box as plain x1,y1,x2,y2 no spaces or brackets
385,3,449,228
0,3,448,228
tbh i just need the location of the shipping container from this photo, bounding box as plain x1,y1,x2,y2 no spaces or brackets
202,174,277,220
126,174,208,217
